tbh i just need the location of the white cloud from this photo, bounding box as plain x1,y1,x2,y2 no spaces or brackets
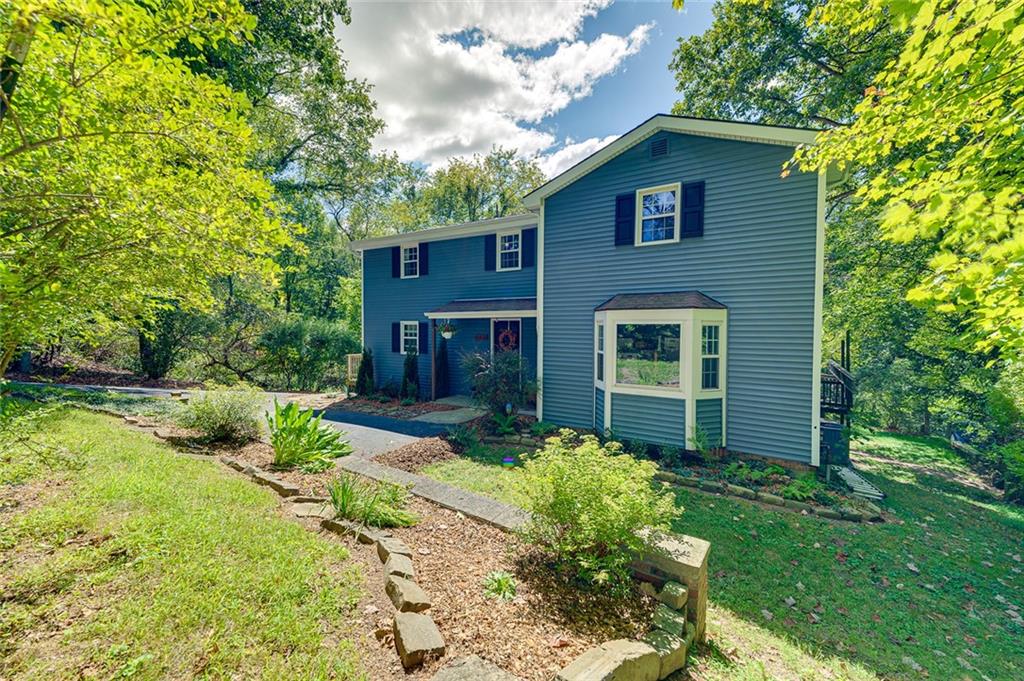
537,134,619,177
335,1,652,174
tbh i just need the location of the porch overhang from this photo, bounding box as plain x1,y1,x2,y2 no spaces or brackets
424,297,537,319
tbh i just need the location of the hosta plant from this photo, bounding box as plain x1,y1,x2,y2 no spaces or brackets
267,400,353,472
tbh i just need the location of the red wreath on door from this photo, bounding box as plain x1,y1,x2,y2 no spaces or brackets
496,328,518,352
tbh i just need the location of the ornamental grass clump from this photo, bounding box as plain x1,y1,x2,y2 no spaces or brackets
267,401,353,473
520,430,680,588
327,473,418,528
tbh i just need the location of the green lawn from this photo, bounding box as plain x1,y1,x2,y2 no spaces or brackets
0,409,365,680
422,433,1024,680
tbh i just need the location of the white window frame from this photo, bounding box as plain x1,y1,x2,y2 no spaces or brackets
634,183,681,247
610,315,687,396
400,320,419,355
401,244,419,279
700,323,721,391
496,229,522,272
595,322,605,387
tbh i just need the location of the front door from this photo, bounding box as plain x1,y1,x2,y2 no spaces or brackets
492,319,521,355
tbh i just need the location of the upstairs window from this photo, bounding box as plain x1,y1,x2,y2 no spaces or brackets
635,184,679,246
401,245,419,278
595,323,605,383
497,230,521,271
701,324,720,390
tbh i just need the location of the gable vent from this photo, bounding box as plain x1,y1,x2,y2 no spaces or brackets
650,137,669,158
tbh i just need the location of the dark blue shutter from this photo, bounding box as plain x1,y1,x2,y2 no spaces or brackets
391,247,400,278
419,242,429,276
391,322,401,352
681,181,705,238
614,193,635,246
484,234,496,270
418,322,429,353
522,228,536,267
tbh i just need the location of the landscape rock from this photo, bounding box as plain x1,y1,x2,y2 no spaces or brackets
290,502,334,520
430,655,520,681
153,429,175,440
815,507,842,520
320,518,391,544
652,603,687,637
783,499,813,513
386,575,431,612
642,630,687,679
556,639,660,681
634,531,710,642
290,495,328,504
376,537,413,563
698,480,725,493
725,483,756,500
657,581,689,611
393,612,445,669
757,492,786,507
384,553,416,580
840,507,864,522
251,471,301,497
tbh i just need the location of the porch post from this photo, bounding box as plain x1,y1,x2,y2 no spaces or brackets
430,318,437,401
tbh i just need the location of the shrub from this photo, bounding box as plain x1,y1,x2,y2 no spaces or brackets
179,384,263,443
258,315,358,392
482,570,517,601
529,421,558,438
658,445,684,470
445,424,479,452
1000,440,1024,505
463,350,535,416
354,348,375,396
521,429,679,587
491,412,518,435
401,351,419,400
266,401,353,472
780,472,822,501
327,473,418,527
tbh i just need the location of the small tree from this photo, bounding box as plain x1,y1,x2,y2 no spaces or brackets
401,351,419,400
354,348,375,395
435,339,450,399
463,351,534,415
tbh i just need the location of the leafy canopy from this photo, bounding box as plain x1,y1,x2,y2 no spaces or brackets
792,0,1024,359
0,0,289,371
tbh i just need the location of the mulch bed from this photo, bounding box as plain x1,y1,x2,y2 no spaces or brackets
374,437,458,472
322,396,460,419
297,497,655,680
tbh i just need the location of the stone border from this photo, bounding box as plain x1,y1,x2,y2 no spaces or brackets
654,470,884,523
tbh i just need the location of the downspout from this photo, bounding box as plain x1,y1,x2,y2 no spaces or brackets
430,318,436,401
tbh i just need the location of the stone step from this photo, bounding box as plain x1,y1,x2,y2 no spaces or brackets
431,655,521,680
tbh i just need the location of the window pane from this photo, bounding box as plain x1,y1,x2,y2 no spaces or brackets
702,357,719,390
702,325,719,355
402,246,418,276
403,324,418,354
500,249,519,269
642,190,675,217
641,216,675,243
616,324,680,387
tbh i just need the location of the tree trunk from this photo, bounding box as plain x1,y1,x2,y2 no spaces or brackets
0,341,19,377
0,13,37,125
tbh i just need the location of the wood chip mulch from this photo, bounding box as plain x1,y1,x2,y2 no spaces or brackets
322,396,461,419
373,437,458,472
318,497,655,680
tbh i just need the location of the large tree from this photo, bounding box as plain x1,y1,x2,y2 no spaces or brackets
0,0,289,374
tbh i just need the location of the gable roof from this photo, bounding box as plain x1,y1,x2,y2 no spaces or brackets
349,213,537,251
522,114,821,210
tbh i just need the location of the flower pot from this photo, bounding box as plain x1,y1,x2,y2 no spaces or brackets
441,331,453,339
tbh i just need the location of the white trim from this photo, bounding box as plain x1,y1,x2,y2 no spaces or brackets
522,115,819,209
635,183,681,247
495,229,522,272
399,320,418,355
400,243,420,279
536,200,545,421
594,321,606,390
424,309,536,320
350,213,537,251
810,170,826,466
359,250,365,350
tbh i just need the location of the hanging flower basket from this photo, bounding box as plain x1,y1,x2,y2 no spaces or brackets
439,321,457,339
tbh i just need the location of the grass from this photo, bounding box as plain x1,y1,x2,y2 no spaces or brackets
851,430,969,473
0,409,365,680
420,442,529,507
422,433,1024,680
5,383,184,420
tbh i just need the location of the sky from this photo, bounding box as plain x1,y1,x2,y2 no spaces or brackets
335,1,717,177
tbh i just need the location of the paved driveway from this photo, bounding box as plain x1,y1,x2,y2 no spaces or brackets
317,409,447,458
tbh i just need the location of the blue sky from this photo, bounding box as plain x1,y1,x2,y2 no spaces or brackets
336,1,717,176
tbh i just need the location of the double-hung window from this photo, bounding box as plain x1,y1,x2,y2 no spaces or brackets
701,324,720,390
401,244,419,278
497,230,521,271
401,321,419,355
636,184,680,246
595,323,605,383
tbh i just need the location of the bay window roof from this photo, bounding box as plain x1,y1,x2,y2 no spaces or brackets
594,291,726,311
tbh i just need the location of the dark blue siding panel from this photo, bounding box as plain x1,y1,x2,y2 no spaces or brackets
363,231,536,397
595,387,605,432
696,398,723,448
610,393,686,446
542,132,818,462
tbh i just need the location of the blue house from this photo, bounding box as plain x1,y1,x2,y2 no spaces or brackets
352,115,835,466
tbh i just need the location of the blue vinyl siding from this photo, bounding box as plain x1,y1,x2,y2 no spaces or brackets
696,398,723,448
542,132,819,462
362,232,536,398
610,393,686,446
595,387,605,432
